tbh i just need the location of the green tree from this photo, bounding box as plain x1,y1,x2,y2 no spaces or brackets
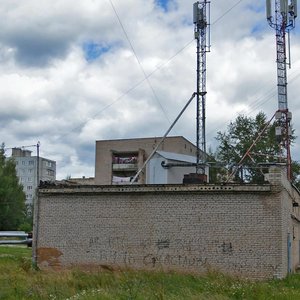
215,112,297,183
0,143,26,230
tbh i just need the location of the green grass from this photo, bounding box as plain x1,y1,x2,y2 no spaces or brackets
1,246,300,299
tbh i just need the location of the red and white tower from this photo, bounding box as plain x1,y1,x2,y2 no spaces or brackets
266,0,297,180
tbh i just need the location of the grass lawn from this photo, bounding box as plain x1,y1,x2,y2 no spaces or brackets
1,246,300,299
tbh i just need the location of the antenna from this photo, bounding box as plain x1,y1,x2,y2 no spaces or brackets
267,0,272,19
193,1,210,173
266,0,297,180
293,0,298,17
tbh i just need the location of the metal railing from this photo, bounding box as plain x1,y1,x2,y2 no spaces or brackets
0,231,32,246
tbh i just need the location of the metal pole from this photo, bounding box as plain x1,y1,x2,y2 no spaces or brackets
286,112,292,180
194,1,210,172
196,22,201,171
37,142,40,188
32,141,40,268
131,93,196,184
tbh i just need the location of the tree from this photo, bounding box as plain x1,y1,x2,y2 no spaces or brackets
0,144,27,230
214,112,297,184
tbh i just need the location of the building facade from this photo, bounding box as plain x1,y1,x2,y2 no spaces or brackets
95,136,206,185
35,167,300,279
11,148,56,206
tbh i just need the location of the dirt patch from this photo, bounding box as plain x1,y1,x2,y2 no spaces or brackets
37,247,63,267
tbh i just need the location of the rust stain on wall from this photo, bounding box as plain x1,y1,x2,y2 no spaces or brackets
37,247,63,267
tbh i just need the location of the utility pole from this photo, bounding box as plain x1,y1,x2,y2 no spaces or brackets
33,141,40,268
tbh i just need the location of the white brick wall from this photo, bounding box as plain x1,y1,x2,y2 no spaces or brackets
34,171,300,280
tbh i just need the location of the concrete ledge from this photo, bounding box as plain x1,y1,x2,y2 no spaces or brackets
39,184,272,195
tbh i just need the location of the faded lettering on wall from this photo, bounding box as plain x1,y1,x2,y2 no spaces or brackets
87,236,233,269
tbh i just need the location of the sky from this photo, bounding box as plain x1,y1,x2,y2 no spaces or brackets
1,0,300,180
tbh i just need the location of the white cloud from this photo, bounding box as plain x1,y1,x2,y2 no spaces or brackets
0,0,299,179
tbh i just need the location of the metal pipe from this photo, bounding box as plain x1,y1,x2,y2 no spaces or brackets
0,231,32,246
161,161,197,168
288,30,291,69
130,93,196,184
0,239,32,245
0,231,29,238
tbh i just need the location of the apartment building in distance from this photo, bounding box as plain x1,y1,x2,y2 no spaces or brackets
11,148,56,206
95,136,208,185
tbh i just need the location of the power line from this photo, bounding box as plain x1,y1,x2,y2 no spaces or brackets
206,68,300,140
109,0,171,124
56,0,246,141
211,0,245,26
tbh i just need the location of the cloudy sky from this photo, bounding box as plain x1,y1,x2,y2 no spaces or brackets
1,0,300,179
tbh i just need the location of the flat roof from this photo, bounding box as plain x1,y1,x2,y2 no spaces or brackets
95,135,196,146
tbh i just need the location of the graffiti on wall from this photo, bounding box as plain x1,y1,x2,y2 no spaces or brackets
87,236,222,269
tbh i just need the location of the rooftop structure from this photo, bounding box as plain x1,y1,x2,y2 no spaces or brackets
95,136,207,185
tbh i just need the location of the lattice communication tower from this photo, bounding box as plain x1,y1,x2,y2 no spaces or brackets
266,0,297,180
193,1,210,173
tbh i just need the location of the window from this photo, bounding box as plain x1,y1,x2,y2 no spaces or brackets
46,161,52,167
22,161,26,165
15,161,18,165
27,186,33,190
28,169,33,174
27,177,32,182
47,169,54,176
29,160,34,165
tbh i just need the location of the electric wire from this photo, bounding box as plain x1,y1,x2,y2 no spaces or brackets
57,39,196,140
56,0,246,140
211,0,245,26
206,68,300,143
57,77,152,139
109,0,171,124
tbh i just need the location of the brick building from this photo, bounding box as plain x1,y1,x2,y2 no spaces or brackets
35,167,300,279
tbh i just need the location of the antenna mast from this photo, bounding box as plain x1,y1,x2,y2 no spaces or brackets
193,1,210,173
266,0,297,180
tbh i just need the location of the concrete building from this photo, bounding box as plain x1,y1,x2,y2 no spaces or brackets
11,148,56,206
95,136,207,185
